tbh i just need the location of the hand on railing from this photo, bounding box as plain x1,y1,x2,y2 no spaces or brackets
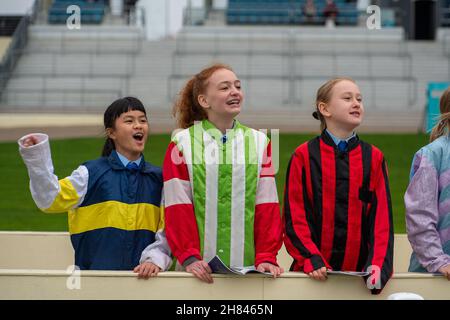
185,260,214,284
133,261,162,279
438,264,450,281
307,266,328,281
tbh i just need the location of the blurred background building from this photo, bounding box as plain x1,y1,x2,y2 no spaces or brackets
0,0,449,132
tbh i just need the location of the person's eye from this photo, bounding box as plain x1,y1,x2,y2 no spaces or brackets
343,97,351,100
235,85,241,90
140,119,147,123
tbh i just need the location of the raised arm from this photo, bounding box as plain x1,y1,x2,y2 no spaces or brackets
18,133,88,213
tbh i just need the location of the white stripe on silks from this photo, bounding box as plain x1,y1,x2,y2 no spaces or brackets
66,165,89,208
203,131,219,263
252,130,268,178
255,176,278,205
163,178,193,207
173,129,193,192
230,129,246,268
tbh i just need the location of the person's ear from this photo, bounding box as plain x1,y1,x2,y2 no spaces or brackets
197,94,210,110
106,128,115,140
318,102,331,118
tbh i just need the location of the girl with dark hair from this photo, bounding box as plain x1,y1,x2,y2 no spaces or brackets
18,97,172,277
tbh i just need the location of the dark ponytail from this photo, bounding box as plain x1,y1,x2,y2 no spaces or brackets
101,96,147,157
102,138,116,157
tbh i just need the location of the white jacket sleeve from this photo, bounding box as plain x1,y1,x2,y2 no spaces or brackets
18,133,88,212
140,229,173,271
139,191,173,270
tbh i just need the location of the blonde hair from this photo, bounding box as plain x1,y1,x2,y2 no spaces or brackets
173,63,233,129
430,87,450,142
313,77,356,131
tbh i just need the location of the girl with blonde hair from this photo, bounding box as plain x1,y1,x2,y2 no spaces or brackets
405,87,450,280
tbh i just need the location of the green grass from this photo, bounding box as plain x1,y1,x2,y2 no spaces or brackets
0,133,429,233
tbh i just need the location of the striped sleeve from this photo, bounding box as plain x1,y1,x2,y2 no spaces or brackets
365,149,394,294
405,148,450,273
254,141,283,267
18,133,88,213
283,148,330,273
163,141,202,266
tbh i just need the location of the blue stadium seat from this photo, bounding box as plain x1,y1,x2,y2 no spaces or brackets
226,0,358,26
48,0,105,25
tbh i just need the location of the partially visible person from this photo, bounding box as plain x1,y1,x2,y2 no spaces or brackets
303,0,317,24
323,0,339,27
18,97,172,278
405,87,450,281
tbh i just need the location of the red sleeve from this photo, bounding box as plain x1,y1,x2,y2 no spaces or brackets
254,141,283,267
283,148,330,273
365,150,394,294
163,142,202,265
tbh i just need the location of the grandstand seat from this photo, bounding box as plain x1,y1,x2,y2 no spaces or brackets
226,0,358,26
48,0,105,25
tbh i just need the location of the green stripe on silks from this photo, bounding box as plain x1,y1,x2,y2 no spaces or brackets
190,124,206,258
244,126,258,266
216,133,233,266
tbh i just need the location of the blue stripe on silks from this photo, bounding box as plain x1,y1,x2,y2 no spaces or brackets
71,228,155,270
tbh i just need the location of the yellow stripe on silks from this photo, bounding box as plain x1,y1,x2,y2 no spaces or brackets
68,201,161,235
43,178,79,214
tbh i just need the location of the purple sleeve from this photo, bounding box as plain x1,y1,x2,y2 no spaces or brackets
405,151,450,273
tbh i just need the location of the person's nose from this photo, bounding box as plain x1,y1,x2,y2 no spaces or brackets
133,120,142,129
230,85,240,96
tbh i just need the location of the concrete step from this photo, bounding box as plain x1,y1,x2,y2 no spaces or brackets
7,76,126,91
15,53,135,76
26,25,144,54
180,25,404,40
